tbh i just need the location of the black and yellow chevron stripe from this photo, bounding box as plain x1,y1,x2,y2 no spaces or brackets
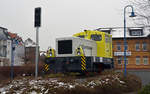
44,64,49,71
81,55,86,71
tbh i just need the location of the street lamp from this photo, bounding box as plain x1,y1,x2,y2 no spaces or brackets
124,5,136,77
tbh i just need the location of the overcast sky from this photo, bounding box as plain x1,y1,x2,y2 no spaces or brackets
0,0,133,51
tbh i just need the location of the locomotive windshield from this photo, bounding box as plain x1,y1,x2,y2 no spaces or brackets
91,34,102,41
77,35,84,38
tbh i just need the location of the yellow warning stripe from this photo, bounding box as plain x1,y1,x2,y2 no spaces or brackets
81,58,85,63
81,57,85,62
81,56,86,71
81,64,86,69
81,56,85,59
45,65,48,69
45,68,49,71
44,64,49,71
81,67,84,70
45,64,47,67
81,61,86,66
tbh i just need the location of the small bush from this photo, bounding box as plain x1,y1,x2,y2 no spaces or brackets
138,83,150,94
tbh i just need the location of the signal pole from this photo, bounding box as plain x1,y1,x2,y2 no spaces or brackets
35,27,39,78
34,7,41,78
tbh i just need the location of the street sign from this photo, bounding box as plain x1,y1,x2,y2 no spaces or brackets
114,52,131,56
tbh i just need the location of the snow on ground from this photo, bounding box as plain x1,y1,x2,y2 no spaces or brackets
0,74,126,94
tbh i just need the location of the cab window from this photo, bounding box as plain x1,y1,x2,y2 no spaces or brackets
77,35,84,38
91,34,102,41
105,35,110,42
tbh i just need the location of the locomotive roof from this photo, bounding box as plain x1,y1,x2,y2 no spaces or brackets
73,30,106,36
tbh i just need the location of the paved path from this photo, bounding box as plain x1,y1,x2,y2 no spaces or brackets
127,70,150,86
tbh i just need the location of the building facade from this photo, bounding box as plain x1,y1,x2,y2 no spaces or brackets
0,27,10,66
97,26,150,69
0,26,25,66
24,38,36,64
8,32,25,66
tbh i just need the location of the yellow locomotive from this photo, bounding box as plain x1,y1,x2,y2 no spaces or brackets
45,30,113,73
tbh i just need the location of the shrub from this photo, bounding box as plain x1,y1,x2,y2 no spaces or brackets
138,83,150,94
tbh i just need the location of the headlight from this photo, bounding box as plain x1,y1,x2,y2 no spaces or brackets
49,52,52,56
77,51,81,55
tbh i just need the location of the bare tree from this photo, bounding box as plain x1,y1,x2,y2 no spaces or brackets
131,0,150,26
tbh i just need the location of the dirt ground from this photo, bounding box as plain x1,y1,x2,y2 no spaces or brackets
0,70,142,94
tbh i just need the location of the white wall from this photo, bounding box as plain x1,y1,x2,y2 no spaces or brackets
14,44,25,66
6,40,12,65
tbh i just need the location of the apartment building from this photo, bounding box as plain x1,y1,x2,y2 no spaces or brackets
97,26,150,69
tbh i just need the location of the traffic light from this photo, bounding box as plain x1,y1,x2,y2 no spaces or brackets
34,7,41,27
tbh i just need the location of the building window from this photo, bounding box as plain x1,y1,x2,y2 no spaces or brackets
142,42,147,51
135,42,140,51
136,56,140,65
129,29,143,36
117,42,121,51
117,57,122,65
3,45,7,57
0,40,7,57
143,56,149,65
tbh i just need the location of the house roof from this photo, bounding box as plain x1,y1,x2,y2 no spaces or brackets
7,32,24,45
97,26,150,39
25,38,36,47
0,26,24,45
0,27,8,30
8,32,17,39
0,27,8,40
